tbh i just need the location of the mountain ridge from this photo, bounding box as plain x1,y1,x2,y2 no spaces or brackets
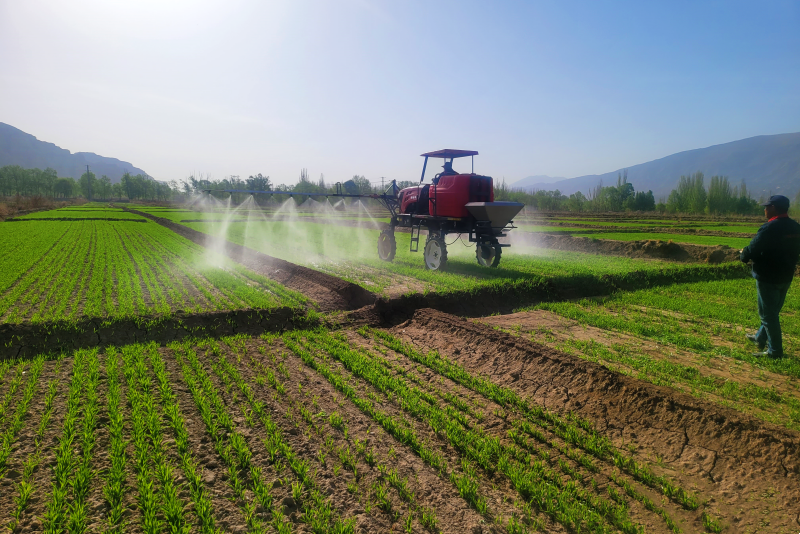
511,132,800,199
0,122,149,182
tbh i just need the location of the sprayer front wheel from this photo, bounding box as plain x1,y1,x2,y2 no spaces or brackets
377,229,397,262
423,235,448,271
476,243,502,268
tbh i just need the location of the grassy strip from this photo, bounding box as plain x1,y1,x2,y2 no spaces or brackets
0,362,27,430
100,348,128,530
147,343,219,533
171,340,290,533
65,349,100,531
5,359,62,529
0,358,45,475
121,344,191,533
42,350,88,532
208,338,357,533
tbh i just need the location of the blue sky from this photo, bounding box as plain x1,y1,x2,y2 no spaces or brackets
1,0,798,186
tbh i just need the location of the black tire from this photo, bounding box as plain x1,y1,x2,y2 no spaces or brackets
423,235,448,271
476,243,501,268
377,229,396,262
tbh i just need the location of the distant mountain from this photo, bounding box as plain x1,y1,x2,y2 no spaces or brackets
0,122,149,182
514,133,800,200
508,175,567,189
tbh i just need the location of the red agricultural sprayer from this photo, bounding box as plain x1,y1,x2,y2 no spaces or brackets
202,149,524,271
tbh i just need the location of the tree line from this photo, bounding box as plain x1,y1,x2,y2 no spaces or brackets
0,165,174,201
494,171,657,212
192,170,415,204
495,170,799,216
5,164,798,216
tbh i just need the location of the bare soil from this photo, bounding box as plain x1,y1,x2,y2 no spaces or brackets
511,233,742,263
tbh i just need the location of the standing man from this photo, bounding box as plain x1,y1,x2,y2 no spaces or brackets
740,195,800,358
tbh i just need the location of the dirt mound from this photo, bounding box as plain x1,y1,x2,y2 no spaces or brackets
392,308,800,530
514,232,742,263
527,220,756,237
123,207,376,312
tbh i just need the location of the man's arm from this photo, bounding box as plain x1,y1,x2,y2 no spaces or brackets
740,225,769,263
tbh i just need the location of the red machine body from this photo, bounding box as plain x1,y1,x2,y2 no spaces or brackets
398,175,494,217
429,174,494,217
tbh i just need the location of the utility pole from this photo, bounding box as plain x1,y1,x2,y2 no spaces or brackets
381,177,384,191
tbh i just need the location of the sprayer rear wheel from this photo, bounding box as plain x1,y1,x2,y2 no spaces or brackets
476,243,502,268
423,235,448,271
377,229,396,261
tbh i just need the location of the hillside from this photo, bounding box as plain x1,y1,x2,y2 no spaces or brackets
513,132,800,200
0,122,148,182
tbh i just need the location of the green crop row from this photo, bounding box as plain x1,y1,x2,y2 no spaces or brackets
281,328,706,533
0,218,306,325
366,329,701,511
516,277,800,430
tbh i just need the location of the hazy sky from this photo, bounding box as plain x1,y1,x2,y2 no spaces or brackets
1,0,798,187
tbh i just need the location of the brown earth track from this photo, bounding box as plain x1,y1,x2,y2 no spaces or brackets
511,232,743,263
478,309,800,431
391,308,800,533
121,207,376,312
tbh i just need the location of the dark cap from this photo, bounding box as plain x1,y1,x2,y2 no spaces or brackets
761,194,790,211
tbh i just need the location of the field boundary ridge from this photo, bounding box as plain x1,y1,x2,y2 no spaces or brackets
361,261,754,324
0,306,317,360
